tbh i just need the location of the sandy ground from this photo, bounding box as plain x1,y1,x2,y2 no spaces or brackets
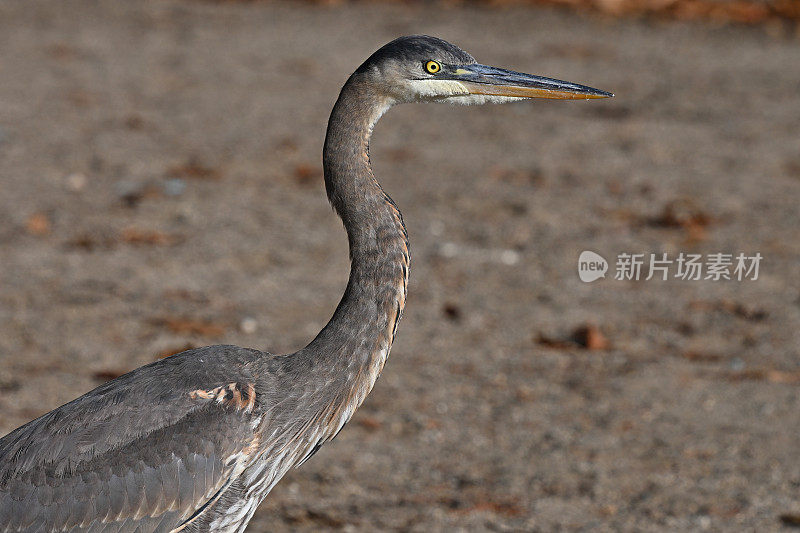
1,1,799,531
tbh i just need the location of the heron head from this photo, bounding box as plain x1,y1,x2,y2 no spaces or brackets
354,35,612,105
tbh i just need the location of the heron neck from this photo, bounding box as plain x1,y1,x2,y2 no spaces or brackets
303,77,409,384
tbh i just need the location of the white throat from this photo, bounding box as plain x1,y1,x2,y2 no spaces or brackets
406,79,528,106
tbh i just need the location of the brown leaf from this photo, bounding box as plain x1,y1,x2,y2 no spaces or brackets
121,228,180,246
304,510,344,528
293,164,322,187
452,496,525,517
386,148,413,162
22,360,65,375
442,303,462,321
682,350,724,362
573,324,610,350
489,165,544,186
726,368,767,381
523,0,794,25
46,43,77,61
599,504,619,517
0,379,20,393
449,362,477,376
153,317,225,338
780,513,800,527
537,324,610,351
66,233,116,251
514,385,536,401
689,300,767,321
725,368,800,383
167,158,221,180
535,333,575,350
92,369,127,382
535,333,574,350
683,446,716,459
26,212,51,236
275,136,298,153
766,370,800,384
66,90,96,108
356,416,382,431
117,183,162,208
719,300,768,321
124,114,144,130
648,198,711,242
425,418,442,430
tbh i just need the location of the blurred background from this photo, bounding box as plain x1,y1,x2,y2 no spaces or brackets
0,0,799,530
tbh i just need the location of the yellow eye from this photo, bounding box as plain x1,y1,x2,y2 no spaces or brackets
425,60,441,74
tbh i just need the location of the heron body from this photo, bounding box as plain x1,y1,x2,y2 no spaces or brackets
0,36,610,531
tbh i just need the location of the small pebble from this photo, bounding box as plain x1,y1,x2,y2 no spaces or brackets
65,172,87,191
26,212,51,236
115,179,147,207
115,179,141,198
440,242,458,258
729,357,745,371
429,220,444,236
163,178,186,197
500,249,520,265
239,317,258,335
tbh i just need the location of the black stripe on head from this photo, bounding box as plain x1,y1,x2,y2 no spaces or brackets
355,35,476,74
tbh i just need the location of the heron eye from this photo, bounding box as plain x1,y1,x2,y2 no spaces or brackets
425,60,441,74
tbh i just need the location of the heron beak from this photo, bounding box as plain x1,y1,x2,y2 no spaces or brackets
450,64,613,100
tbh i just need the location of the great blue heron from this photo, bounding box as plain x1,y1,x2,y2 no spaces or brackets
0,36,611,531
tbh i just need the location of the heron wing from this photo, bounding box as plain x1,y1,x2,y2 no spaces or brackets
0,345,267,532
